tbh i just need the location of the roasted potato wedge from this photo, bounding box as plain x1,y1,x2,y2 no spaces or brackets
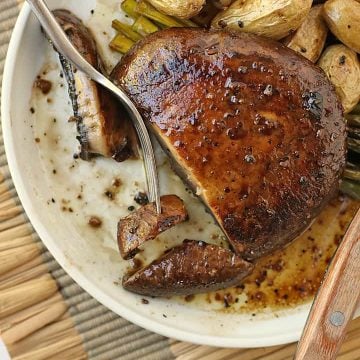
318,44,360,113
285,5,327,62
323,0,360,54
211,0,312,40
147,0,205,19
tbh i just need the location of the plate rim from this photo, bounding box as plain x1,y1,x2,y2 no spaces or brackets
1,2,308,348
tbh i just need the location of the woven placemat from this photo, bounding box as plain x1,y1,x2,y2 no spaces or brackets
1,2,360,359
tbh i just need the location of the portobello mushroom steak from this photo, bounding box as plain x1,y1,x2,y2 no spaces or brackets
112,28,346,263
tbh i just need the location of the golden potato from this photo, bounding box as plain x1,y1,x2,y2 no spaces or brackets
211,0,312,40
318,44,360,113
323,0,360,54
147,0,205,19
285,5,328,62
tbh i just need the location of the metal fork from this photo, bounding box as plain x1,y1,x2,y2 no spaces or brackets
26,0,161,213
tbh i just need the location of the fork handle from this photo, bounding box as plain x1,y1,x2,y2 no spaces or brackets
294,208,360,360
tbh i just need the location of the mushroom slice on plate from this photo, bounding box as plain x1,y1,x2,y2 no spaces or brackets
54,9,138,161
118,195,188,259
123,240,254,296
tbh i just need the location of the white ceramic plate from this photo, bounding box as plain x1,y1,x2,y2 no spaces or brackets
1,0,343,348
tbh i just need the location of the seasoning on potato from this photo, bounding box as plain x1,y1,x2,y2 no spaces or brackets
211,0,312,40
146,0,206,19
285,5,328,63
318,44,360,114
323,0,360,54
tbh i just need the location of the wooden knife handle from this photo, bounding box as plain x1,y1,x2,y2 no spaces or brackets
294,208,360,360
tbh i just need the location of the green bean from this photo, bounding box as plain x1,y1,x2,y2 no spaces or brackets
121,0,139,19
112,19,143,42
344,167,360,182
348,126,360,140
348,137,360,154
132,16,159,36
346,114,360,128
136,1,185,28
156,22,169,30
109,33,135,53
340,179,360,200
347,161,360,170
178,18,199,27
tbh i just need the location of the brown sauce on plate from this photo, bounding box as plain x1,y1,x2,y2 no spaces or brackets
179,194,359,312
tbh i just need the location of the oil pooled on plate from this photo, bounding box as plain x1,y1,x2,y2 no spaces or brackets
174,195,359,313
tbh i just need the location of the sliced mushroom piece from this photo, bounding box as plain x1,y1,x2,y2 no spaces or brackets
53,9,138,161
123,240,254,296
118,195,188,259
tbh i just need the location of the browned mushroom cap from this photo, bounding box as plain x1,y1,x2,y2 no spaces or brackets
118,195,188,259
123,240,254,296
112,28,345,261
